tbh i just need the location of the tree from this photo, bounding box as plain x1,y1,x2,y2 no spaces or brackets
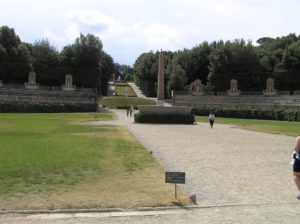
207,39,264,91
114,63,133,80
32,39,60,70
0,26,20,62
61,33,113,93
16,43,32,65
282,40,300,69
133,51,159,97
167,64,187,94
72,33,103,67
0,44,7,61
99,52,114,95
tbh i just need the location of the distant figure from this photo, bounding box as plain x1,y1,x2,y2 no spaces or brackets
129,105,134,117
209,112,215,128
126,106,130,117
292,135,300,199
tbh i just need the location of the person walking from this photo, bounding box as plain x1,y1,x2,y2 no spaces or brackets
292,135,300,199
126,106,130,117
209,112,215,128
129,105,134,117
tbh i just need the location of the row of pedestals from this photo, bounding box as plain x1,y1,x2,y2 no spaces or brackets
2,72,76,91
192,78,278,96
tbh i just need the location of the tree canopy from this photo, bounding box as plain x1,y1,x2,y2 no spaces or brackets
0,26,114,95
133,33,300,96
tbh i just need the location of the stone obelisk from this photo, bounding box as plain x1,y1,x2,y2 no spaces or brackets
157,51,164,100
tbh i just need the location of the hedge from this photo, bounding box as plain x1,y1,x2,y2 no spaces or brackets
134,112,195,124
0,102,97,112
191,108,300,121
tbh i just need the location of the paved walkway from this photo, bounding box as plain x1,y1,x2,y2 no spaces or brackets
1,109,300,223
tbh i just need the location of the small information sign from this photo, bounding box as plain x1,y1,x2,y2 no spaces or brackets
165,172,185,184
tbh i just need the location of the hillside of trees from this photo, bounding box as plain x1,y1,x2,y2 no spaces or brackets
133,34,300,97
1,25,299,98
0,26,114,96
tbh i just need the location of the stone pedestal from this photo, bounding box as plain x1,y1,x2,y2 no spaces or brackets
25,84,39,89
227,90,241,96
263,90,277,96
192,91,204,96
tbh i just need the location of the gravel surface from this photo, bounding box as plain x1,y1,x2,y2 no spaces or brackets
1,109,300,223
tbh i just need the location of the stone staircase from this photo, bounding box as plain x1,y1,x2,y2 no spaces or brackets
127,82,146,98
0,84,97,105
128,82,172,106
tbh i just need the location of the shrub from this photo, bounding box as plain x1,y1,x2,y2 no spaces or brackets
134,112,195,124
191,108,300,122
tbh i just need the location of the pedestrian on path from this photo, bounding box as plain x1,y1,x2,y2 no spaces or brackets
209,112,215,128
129,105,134,117
292,135,300,199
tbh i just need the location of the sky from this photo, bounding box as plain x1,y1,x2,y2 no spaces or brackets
1,0,299,65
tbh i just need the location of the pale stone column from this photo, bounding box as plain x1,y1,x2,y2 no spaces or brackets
157,51,164,100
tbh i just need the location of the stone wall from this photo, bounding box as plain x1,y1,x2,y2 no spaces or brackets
0,84,97,111
173,94,300,110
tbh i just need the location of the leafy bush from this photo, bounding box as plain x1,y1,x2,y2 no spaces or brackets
191,108,300,121
134,112,195,124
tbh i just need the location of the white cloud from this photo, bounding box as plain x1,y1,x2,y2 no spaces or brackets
26,0,300,64
44,10,184,53
138,23,183,51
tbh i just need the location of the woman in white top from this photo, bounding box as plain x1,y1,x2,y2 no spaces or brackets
209,112,215,128
293,136,300,199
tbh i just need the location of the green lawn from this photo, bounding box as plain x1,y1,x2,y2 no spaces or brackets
195,116,300,136
115,84,136,97
0,113,189,209
100,96,156,109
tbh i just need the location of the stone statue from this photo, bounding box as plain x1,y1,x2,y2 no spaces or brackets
192,79,204,96
227,79,240,95
194,79,202,92
263,78,277,96
28,72,36,85
25,72,39,89
266,78,274,91
65,74,73,88
62,74,75,91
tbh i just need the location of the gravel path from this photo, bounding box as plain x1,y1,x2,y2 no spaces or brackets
2,109,300,223
101,109,296,206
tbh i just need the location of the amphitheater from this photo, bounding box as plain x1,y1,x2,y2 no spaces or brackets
172,94,300,110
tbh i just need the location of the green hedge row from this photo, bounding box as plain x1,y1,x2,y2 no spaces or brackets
134,112,195,124
191,108,300,121
0,102,97,112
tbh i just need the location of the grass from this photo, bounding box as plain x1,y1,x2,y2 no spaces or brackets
0,113,189,209
115,83,136,97
195,116,300,136
100,96,156,109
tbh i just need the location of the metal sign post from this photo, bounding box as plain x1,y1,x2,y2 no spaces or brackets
165,172,185,199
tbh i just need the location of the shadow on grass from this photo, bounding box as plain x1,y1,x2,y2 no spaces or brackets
171,201,192,210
